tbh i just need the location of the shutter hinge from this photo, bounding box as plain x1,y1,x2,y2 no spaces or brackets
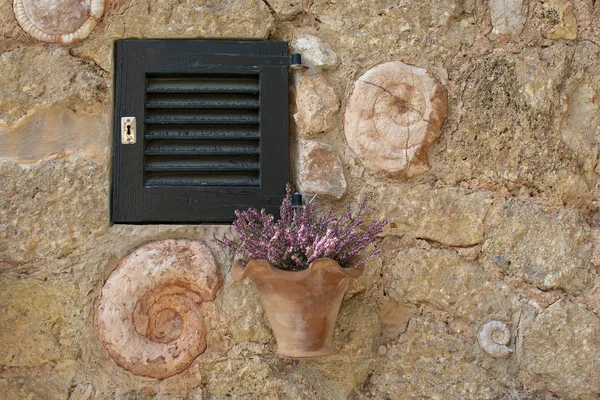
290,53,307,72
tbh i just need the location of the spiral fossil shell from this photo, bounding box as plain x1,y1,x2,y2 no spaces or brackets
13,0,105,44
344,61,447,178
478,320,512,358
97,240,222,379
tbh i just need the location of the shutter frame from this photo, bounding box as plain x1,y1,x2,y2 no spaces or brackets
111,39,290,223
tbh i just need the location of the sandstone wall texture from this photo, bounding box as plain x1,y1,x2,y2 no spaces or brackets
1,0,600,399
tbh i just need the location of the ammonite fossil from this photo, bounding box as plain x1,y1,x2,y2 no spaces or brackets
97,240,222,379
344,61,447,178
13,0,105,44
478,320,512,358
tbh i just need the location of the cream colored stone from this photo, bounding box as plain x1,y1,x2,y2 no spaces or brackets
0,47,105,125
488,0,526,40
268,0,303,18
384,248,517,323
0,105,110,162
522,300,600,398
294,74,339,137
290,34,338,72
0,274,82,367
379,301,418,342
296,140,347,199
344,61,447,178
370,314,510,399
541,0,577,40
97,240,222,379
0,157,108,264
374,185,493,247
483,200,593,294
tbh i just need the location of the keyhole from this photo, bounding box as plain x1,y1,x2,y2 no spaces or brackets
126,125,132,140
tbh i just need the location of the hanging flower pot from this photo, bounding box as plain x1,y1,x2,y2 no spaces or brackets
232,258,363,358
217,184,387,358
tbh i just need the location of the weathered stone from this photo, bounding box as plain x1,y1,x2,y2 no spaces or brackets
344,61,447,178
541,0,577,40
439,49,592,206
483,200,593,294
384,248,517,323
379,301,418,343
374,185,493,247
0,157,108,264
0,47,106,126
0,274,82,367
13,0,105,44
521,300,600,399
293,74,339,137
268,0,303,18
0,0,34,53
488,0,526,40
72,0,274,72
296,140,347,199
0,364,78,400
369,314,510,399
290,34,339,72
97,240,222,379
0,105,111,162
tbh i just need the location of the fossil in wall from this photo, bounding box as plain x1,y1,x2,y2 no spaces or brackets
13,0,105,44
478,320,512,358
97,240,222,379
344,61,447,178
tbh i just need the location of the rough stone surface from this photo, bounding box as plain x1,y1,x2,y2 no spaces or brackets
483,200,593,294
268,0,303,19
373,185,493,247
541,0,577,40
384,248,517,324
369,313,511,399
296,140,347,199
0,157,108,264
521,301,600,399
294,74,339,137
0,47,106,126
290,34,339,72
344,61,447,178
488,0,526,40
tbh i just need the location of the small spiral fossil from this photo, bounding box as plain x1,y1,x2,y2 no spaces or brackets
97,240,222,379
13,0,105,44
478,320,512,358
344,61,447,178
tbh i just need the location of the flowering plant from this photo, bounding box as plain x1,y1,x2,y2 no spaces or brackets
217,185,387,271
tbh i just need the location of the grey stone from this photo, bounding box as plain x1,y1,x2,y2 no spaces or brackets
488,0,526,40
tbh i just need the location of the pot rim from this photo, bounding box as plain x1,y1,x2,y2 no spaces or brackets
231,258,364,282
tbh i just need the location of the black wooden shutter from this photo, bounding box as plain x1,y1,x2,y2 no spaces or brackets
112,40,290,223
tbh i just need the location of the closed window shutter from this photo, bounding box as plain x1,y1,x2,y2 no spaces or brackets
112,40,290,223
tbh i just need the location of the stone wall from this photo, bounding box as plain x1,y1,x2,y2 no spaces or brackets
1,0,600,399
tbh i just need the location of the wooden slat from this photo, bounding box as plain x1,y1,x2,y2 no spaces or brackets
145,156,260,172
146,76,259,93
145,125,260,140
144,172,260,187
146,93,259,109
145,140,259,156
146,109,259,124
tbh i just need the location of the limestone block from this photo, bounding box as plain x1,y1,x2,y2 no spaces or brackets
290,34,339,72
294,74,339,137
13,0,105,44
296,140,347,199
268,0,303,18
522,300,600,398
344,61,447,178
383,248,517,323
541,0,577,40
488,0,526,40
0,274,82,367
0,47,105,125
0,157,109,264
97,240,222,379
370,315,509,399
374,185,493,247
483,200,592,294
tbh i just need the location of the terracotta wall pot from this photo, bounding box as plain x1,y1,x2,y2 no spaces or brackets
231,258,363,358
